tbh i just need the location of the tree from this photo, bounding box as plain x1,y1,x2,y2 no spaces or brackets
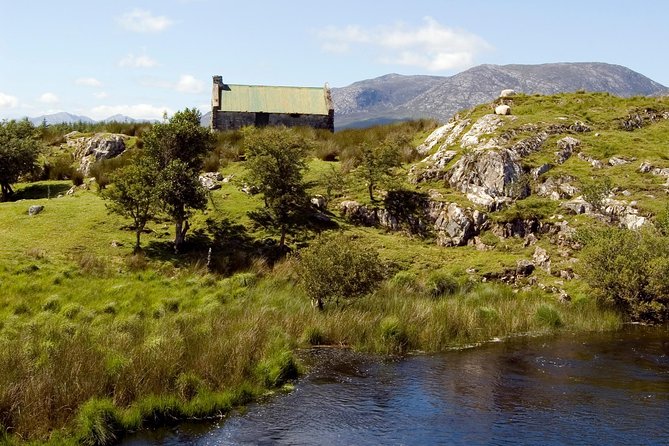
298,233,385,310
0,119,42,201
102,157,158,252
244,127,311,249
356,141,401,202
143,108,214,252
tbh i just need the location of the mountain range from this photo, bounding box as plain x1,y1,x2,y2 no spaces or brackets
331,62,669,128
28,112,152,126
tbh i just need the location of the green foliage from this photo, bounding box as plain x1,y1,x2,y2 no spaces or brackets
535,305,563,328
76,398,122,446
379,316,409,353
102,157,159,251
0,119,43,200
256,350,299,388
578,227,669,322
425,270,459,298
581,176,613,212
298,233,385,309
143,108,214,252
244,127,312,248
355,140,401,201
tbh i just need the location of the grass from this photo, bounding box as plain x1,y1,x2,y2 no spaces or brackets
7,92,669,443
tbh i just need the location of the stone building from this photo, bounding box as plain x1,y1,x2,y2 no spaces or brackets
211,75,334,131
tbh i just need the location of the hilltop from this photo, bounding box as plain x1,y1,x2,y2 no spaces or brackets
332,62,669,128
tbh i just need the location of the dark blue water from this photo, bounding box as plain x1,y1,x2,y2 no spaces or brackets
122,326,669,445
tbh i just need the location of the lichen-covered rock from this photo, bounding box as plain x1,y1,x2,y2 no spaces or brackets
28,205,44,216
409,150,457,183
536,176,579,200
68,133,128,176
531,163,553,179
532,246,551,272
460,114,505,148
555,136,580,164
199,172,224,190
608,156,633,166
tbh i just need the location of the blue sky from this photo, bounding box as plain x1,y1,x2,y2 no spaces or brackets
1,0,667,120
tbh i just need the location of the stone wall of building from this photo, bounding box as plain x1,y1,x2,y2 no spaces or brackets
213,110,333,131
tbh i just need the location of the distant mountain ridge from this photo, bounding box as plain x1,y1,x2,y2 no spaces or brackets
28,112,154,126
332,62,669,128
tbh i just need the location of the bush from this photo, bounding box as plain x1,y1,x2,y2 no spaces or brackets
298,233,385,309
76,398,122,446
578,227,669,322
425,271,459,298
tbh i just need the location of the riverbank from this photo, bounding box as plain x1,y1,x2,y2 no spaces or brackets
0,256,621,444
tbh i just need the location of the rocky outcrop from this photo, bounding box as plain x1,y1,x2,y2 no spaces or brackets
339,191,488,247
68,133,128,176
199,172,224,190
555,136,580,164
460,114,507,148
536,176,579,200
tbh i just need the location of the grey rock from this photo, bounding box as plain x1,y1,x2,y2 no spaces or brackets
608,156,632,166
639,161,653,173
555,136,580,164
532,246,551,272
199,172,223,190
499,89,516,97
310,195,327,209
460,114,505,148
516,259,535,277
531,163,553,179
69,133,128,176
28,205,44,216
562,197,593,215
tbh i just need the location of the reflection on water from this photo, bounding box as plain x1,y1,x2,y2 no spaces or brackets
122,326,669,445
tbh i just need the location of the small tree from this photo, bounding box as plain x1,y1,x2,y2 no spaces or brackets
102,158,158,252
356,141,401,202
581,176,612,213
298,233,385,310
244,127,311,249
143,108,214,252
0,119,42,201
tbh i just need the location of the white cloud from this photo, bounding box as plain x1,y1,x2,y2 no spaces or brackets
89,104,171,121
0,92,18,108
175,74,204,94
318,17,491,71
119,53,158,68
39,92,59,104
76,77,103,87
118,9,173,33
94,91,109,99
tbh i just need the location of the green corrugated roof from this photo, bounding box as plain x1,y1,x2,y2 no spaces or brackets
220,85,330,115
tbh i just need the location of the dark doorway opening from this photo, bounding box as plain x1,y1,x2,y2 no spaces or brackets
255,112,269,127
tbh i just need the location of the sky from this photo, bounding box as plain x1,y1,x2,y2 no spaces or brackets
1,0,668,121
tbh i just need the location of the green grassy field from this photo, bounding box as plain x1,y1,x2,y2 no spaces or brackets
7,92,669,443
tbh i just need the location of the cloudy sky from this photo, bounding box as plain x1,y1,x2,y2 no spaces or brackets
1,0,667,120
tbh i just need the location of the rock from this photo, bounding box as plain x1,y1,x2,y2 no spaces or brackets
69,133,128,176
492,218,542,239
460,114,505,148
569,121,592,133
516,259,535,277
532,246,551,272
66,186,77,196
495,104,511,115
559,269,575,280
499,89,516,98
639,161,653,173
199,172,223,190
523,233,538,247
415,122,458,155
555,136,580,164
531,163,553,179
410,149,457,183
536,176,579,200
110,240,123,248
562,196,593,215
28,205,44,216
620,213,647,230
310,195,327,209
240,184,258,195
608,156,632,166
557,289,571,303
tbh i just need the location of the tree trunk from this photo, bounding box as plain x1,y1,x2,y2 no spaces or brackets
279,225,287,249
134,226,143,253
312,297,324,311
174,218,189,253
0,182,13,202
368,182,375,202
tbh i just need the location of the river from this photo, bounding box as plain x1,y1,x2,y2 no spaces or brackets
122,326,669,445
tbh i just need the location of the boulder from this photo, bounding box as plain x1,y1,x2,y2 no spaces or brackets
499,89,516,98
410,150,457,183
608,156,633,166
460,114,505,148
69,133,128,176
562,196,593,215
516,259,535,277
310,195,327,210
620,213,647,230
199,172,223,190
555,136,580,164
28,205,44,216
532,246,551,272
495,104,511,115
531,163,553,179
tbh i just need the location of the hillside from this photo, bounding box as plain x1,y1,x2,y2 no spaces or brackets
3,91,669,443
332,62,669,128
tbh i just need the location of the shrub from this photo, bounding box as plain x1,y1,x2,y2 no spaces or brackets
71,170,84,186
425,271,459,298
578,227,669,322
388,270,418,292
298,233,385,309
256,350,299,388
76,398,122,446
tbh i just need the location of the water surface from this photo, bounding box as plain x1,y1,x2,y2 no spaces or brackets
122,327,669,445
